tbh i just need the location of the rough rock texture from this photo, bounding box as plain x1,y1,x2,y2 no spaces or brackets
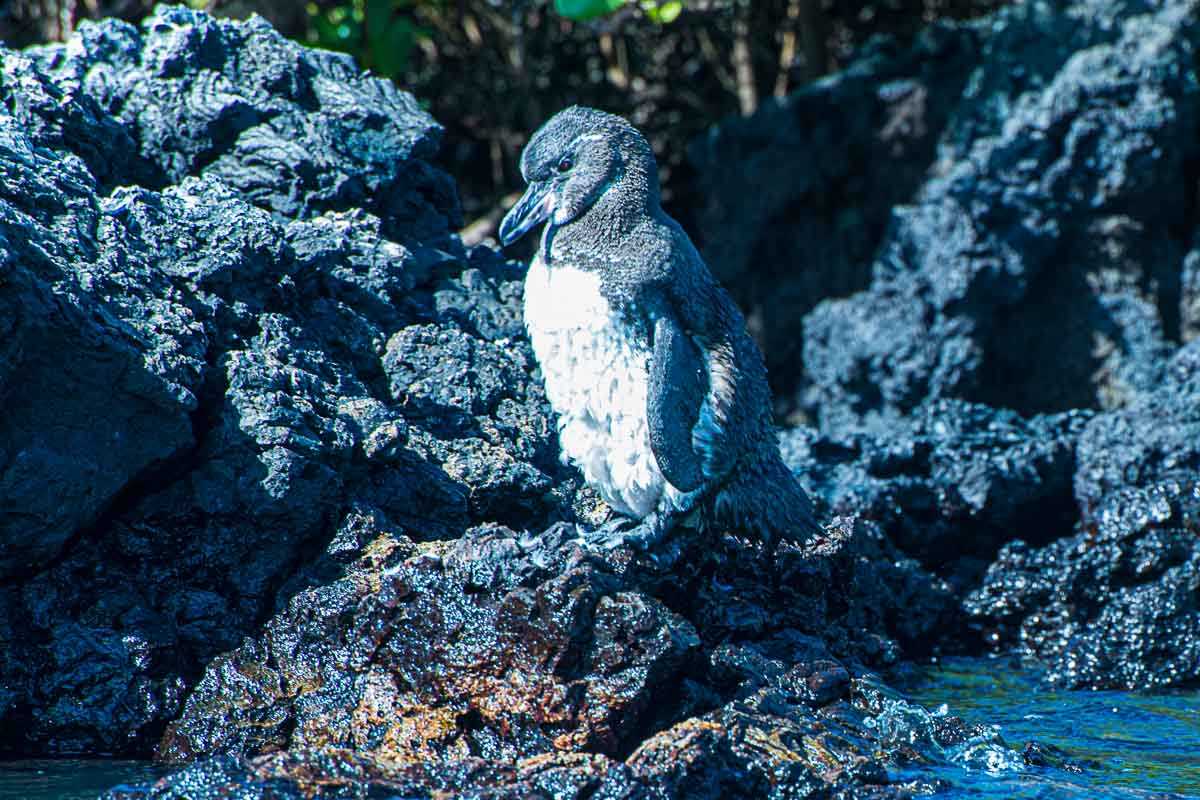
0,6,968,787
695,1,1199,425
112,526,1010,798
688,23,980,407
0,6,566,756
690,0,1200,692
1184,234,1200,342
5,1,1200,797
105,676,1003,800
966,342,1200,689
1074,340,1200,517
783,400,1089,577
25,12,458,240
802,0,1197,429
154,519,954,765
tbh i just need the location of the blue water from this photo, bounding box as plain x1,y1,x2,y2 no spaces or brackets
1,659,1196,798
906,657,1200,798
0,760,161,800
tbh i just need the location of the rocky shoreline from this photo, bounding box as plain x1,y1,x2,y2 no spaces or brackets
0,1,1197,797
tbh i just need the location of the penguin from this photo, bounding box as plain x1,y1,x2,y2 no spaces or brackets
499,106,821,551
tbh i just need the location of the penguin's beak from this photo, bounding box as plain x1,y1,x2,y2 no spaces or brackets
499,182,553,246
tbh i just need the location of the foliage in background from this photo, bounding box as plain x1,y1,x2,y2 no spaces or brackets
302,0,685,79
555,0,626,21
0,0,1009,230
555,0,682,24
305,0,429,78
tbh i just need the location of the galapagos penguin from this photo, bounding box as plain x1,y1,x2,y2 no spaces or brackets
499,106,821,551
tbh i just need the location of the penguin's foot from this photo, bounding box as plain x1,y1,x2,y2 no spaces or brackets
615,512,670,550
622,514,690,568
576,512,674,551
575,516,638,549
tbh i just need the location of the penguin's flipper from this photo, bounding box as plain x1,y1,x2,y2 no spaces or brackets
647,314,705,493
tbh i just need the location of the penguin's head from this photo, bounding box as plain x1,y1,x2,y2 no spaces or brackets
499,106,658,247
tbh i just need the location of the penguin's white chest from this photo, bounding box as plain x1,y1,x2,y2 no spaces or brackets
523,255,666,519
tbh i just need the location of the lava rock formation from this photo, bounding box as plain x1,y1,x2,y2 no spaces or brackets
0,0,1198,797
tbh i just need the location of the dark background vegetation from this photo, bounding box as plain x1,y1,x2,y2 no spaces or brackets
1,0,1008,237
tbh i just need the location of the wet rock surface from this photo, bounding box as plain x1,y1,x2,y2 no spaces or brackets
113,526,1004,798
1,0,1200,797
154,518,954,760
966,342,1200,689
101,679,1002,799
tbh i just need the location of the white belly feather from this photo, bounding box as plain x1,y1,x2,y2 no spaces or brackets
523,254,672,519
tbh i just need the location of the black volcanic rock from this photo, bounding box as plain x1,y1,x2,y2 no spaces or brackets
0,163,558,751
803,0,1196,429
693,0,1200,692
1184,235,1200,342
695,0,1199,425
966,342,1200,689
966,480,1200,689
0,4,958,772
155,518,955,766
102,660,1012,799
782,400,1089,589
0,124,196,583
156,524,701,765
114,523,1000,799
688,22,980,409
4,2,1200,798
0,7,564,755
1074,340,1200,517
23,7,458,239
190,686,973,800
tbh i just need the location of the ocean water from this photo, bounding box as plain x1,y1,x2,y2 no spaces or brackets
0,760,162,800
906,657,1200,798
1,658,1196,798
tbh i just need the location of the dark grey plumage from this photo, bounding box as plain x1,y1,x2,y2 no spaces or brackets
501,106,821,550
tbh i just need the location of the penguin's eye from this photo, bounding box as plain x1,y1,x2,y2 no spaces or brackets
556,156,574,173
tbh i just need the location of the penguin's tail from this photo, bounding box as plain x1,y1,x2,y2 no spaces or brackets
706,452,823,550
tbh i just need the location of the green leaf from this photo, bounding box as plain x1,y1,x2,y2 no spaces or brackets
654,0,682,23
642,0,682,23
554,0,626,21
